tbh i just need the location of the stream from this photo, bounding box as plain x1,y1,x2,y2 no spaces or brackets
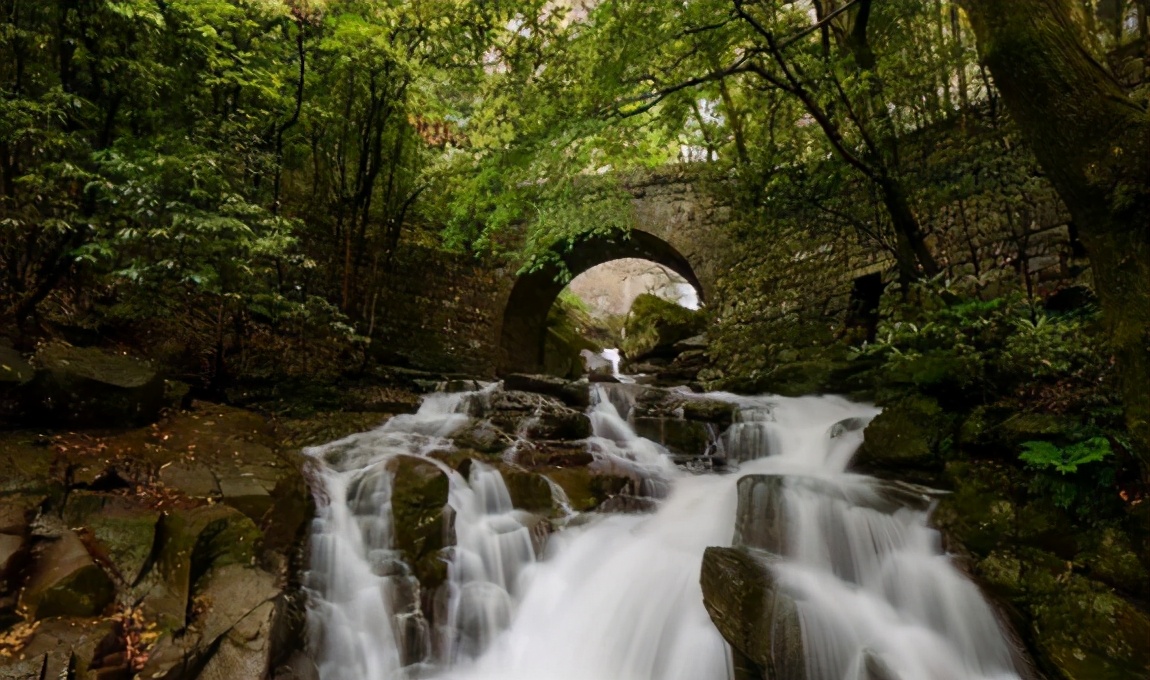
303,383,1030,680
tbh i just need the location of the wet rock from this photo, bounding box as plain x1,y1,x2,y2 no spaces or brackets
544,468,630,513
453,420,513,455
141,563,279,680
0,535,22,579
976,547,1150,680
0,656,45,679
500,469,555,513
734,475,937,555
29,343,164,428
140,504,262,630
700,546,805,679
526,408,593,441
620,294,706,362
854,395,951,476
514,441,594,469
934,459,1150,679
580,351,616,382
502,374,591,409
0,345,33,425
15,616,117,679
62,492,159,587
387,455,452,593
0,495,36,534
829,416,870,438
159,460,221,498
596,495,658,514
21,528,115,619
0,436,55,496
632,417,711,456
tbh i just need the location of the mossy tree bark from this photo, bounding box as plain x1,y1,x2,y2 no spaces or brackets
959,0,1150,475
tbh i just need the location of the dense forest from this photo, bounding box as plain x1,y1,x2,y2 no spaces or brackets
1,1,1148,679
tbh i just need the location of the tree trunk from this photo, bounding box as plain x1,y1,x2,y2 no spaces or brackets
960,0,1150,472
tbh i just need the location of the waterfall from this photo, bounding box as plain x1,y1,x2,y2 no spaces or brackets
304,384,1029,680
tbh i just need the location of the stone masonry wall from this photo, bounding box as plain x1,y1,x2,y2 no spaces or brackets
367,144,1085,378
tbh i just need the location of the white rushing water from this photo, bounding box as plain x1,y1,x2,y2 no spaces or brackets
304,384,1029,680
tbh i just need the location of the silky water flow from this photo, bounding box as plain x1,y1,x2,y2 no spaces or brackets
303,383,1030,680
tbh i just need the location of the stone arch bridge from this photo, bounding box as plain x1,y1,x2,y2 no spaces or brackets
369,165,1076,377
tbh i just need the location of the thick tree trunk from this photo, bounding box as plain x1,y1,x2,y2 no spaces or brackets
960,0,1150,471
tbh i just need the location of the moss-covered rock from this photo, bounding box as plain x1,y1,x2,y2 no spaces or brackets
700,546,804,680
854,395,952,476
632,417,711,456
933,459,1150,679
387,455,452,593
21,529,115,620
544,467,630,512
500,468,556,513
62,492,160,587
620,294,705,362
29,343,164,428
140,504,262,630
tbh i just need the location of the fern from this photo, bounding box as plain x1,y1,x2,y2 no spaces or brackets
1019,437,1112,474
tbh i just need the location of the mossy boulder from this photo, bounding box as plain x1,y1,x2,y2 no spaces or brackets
632,417,711,456
387,455,452,592
21,529,115,620
544,467,630,512
854,395,951,476
976,547,1150,680
0,345,34,425
620,294,705,362
500,468,556,513
62,492,160,587
700,546,805,680
140,504,263,630
28,343,164,427
503,374,591,409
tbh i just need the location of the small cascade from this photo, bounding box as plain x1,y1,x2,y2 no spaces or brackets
442,461,537,665
304,383,1031,680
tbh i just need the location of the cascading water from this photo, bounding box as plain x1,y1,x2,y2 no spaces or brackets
304,383,1031,680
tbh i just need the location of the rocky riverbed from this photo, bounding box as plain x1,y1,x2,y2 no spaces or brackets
1,350,1147,679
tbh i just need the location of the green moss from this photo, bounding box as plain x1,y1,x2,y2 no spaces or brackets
388,456,451,591
620,294,704,360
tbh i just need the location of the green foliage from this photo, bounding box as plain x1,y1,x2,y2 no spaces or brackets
1020,438,1113,475
0,0,527,383
1019,437,1119,519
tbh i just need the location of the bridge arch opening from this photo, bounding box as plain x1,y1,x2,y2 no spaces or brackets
497,230,704,376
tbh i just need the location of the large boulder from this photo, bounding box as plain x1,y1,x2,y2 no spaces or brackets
139,563,280,680
62,492,160,587
502,374,591,409
139,504,263,630
620,294,705,363
854,395,952,478
733,475,935,557
544,467,631,513
20,528,115,620
632,417,711,456
386,456,453,593
29,343,164,427
629,390,735,456
934,460,1150,679
479,390,592,442
700,546,805,680
499,468,557,514
0,345,33,425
